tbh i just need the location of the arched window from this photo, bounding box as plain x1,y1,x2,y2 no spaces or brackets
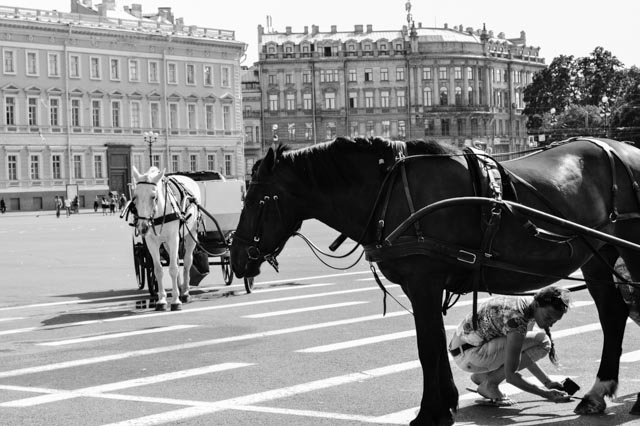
423,87,432,106
455,87,462,105
439,87,448,106
467,87,474,105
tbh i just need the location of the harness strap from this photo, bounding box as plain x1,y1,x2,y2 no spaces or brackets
400,161,424,240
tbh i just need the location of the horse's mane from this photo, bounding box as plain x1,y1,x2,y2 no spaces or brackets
277,136,459,189
137,167,162,183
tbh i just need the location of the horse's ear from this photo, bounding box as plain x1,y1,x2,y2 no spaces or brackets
132,166,142,182
152,168,165,183
258,147,276,175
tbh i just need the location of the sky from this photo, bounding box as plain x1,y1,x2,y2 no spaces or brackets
2,0,639,68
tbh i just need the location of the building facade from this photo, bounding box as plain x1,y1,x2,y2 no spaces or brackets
0,1,246,211
254,21,545,156
241,65,262,180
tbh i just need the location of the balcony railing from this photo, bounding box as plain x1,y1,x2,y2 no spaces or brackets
0,124,243,137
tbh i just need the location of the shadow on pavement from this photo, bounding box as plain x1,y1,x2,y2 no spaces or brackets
41,310,139,326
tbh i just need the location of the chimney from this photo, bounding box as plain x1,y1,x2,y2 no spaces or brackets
311,25,319,35
466,27,474,34
444,23,448,29
104,0,116,10
130,3,142,18
331,25,337,33
175,17,184,31
418,22,422,28
498,32,505,39
520,30,526,44
97,3,107,16
304,25,308,34
354,24,363,33
366,24,372,33
158,7,174,23
489,30,494,38
285,26,291,34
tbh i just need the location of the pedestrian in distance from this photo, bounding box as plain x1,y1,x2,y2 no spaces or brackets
94,195,99,213
54,196,61,218
101,196,108,215
449,285,572,406
64,198,71,217
0,197,5,214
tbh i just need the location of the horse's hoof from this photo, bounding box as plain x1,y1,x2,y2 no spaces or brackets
630,393,640,415
574,394,606,415
171,303,182,311
179,294,190,304
155,303,168,312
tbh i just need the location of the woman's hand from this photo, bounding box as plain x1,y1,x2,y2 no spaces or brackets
545,388,571,402
544,381,564,391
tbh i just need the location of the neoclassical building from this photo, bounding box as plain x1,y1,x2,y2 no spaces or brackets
0,1,246,211
255,20,545,155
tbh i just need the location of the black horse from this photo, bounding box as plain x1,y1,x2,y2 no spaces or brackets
231,136,640,425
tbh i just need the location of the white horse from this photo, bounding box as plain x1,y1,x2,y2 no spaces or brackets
131,166,201,311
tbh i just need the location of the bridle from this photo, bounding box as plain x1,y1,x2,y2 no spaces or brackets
233,182,290,272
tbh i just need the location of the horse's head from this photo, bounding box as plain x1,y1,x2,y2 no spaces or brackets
231,145,303,278
131,166,164,236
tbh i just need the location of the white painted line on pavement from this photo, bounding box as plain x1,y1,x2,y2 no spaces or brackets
0,326,37,336
99,360,422,426
227,404,388,424
298,330,416,353
621,350,640,363
0,294,148,312
243,301,368,319
0,317,23,322
0,362,251,408
37,324,198,346
0,310,411,379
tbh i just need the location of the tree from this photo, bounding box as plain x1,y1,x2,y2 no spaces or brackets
611,66,640,142
575,47,624,106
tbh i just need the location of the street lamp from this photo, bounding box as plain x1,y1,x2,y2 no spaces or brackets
271,124,278,147
143,131,159,168
600,96,611,138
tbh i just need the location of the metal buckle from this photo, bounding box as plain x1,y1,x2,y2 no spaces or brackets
457,250,477,264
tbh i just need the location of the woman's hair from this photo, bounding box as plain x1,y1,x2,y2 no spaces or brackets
534,285,571,366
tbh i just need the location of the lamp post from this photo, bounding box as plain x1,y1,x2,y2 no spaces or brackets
600,96,611,138
143,131,158,168
271,124,278,148
548,107,557,142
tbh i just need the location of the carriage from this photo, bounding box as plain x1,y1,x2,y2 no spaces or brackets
130,170,254,305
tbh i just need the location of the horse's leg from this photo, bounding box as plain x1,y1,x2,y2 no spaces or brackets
146,238,167,311
575,244,627,414
166,228,182,311
180,227,197,303
400,267,457,426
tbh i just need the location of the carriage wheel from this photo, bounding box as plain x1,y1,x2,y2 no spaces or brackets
132,239,146,290
221,260,233,286
244,277,254,294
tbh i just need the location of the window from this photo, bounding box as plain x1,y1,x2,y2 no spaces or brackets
395,67,405,81
167,62,177,84
382,120,390,137
422,67,431,80
286,93,295,110
94,154,103,178
7,155,17,180
350,121,359,137
48,53,59,77
269,94,278,111
397,90,406,108
130,101,141,128
49,98,60,126
190,154,197,172
224,154,232,175
324,92,336,109
169,103,178,129
148,61,159,83
365,91,374,108
5,96,15,125
205,104,214,130
349,92,358,108
303,93,312,110
471,118,478,136
133,154,143,172
90,57,101,79
455,87,462,105
348,69,357,82
73,154,83,179
111,101,121,128
302,71,311,83
398,120,406,138
423,88,432,106
187,104,197,129
3,49,15,74
221,67,230,87
425,119,434,136
380,91,390,108
467,67,473,80
438,67,447,80
26,51,38,76
366,121,375,137
204,65,213,86
285,74,292,84
245,126,254,143
454,67,462,80
381,68,389,81
364,68,373,82
91,100,101,127
304,122,313,141
151,154,160,169
441,118,450,136
52,154,62,179
186,64,195,85
171,154,180,172
207,154,216,171
128,59,140,81
110,58,120,80
222,105,231,131
320,69,339,82
150,102,160,129
287,123,295,141
69,55,80,78
457,118,465,136
71,99,81,127
326,121,336,140
468,87,474,105
30,155,40,180
439,87,448,105
28,98,38,126
268,74,276,85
